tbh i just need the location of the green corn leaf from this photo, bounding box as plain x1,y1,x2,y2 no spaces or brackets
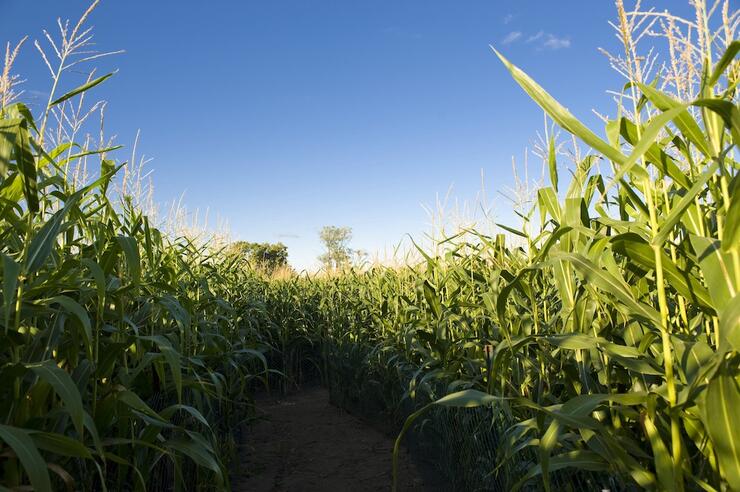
0,424,52,492
513,450,609,491
610,354,664,375
600,341,644,358
393,389,506,491
539,419,561,492
533,226,573,263
46,296,92,355
116,236,141,284
542,333,604,350
25,195,80,274
496,222,527,238
0,118,21,175
724,182,740,253
563,197,589,228
116,390,166,422
433,389,502,407
554,252,662,329
693,99,740,145
606,117,621,147
160,404,211,430
492,48,627,165
618,118,691,189
602,107,686,199
166,438,224,485
708,40,740,88
0,174,26,204
157,295,191,332
100,159,117,194
80,258,107,306
560,393,647,417
26,360,85,436
77,161,124,196
234,348,269,373
29,431,92,459
652,160,718,246
690,235,737,311
719,296,740,352
37,142,73,169
49,72,115,107
2,253,20,328
55,146,123,169
82,412,104,459
16,120,39,213
637,83,713,157
612,233,714,312
674,338,715,387
537,187,561,225
619,177,650,218
422,280,442,319
2,103,37,133
496,267,538,324
538,402,615,430
643,415,677,490
701,371,740,486
138,335,182,402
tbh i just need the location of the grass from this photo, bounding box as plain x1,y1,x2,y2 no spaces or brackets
1,0,738,491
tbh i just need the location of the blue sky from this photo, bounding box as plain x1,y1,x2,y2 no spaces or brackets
3,0,688,270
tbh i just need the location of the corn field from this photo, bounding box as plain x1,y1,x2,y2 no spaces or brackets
1,1,739,491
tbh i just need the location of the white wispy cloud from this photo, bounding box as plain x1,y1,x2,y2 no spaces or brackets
497,29,571,50
543,34,571,50
526,31,544,43
503,14,514,24
502,31,522,45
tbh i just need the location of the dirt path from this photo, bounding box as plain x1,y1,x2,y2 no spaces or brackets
231,386,442,492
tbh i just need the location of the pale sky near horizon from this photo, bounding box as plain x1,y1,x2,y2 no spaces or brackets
2,0,695,270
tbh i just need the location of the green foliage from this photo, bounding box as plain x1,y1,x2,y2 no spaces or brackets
227,240,289,274
255,40,740,492
0,85,272,491
2,3,738,492
318,225,353,270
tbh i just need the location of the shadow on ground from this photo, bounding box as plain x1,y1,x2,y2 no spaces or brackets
232,386,447,492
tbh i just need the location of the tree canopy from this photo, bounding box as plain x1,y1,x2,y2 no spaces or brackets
228,241,289,274
318,226,353,271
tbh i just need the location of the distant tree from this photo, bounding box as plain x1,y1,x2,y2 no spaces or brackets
318,226,353,271
227,241,289,274
353,249,369,267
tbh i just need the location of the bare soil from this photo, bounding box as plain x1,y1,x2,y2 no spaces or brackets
231,386,444,492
